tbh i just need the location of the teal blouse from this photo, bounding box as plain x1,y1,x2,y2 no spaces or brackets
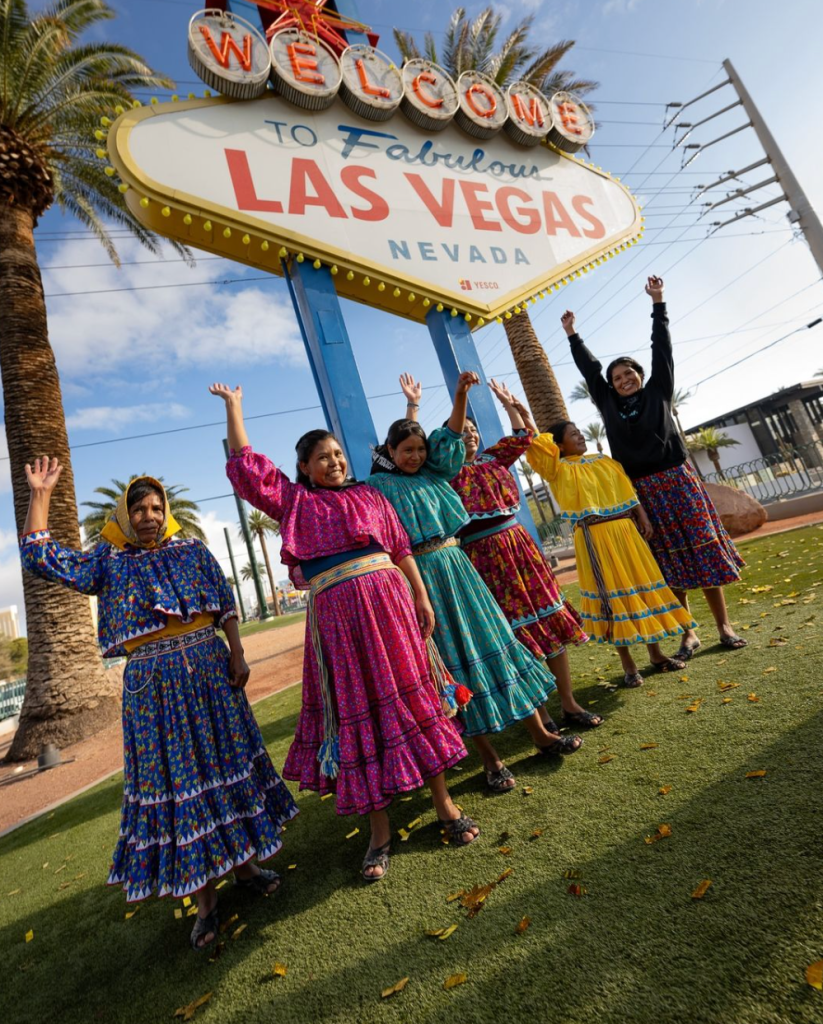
366,428,469,546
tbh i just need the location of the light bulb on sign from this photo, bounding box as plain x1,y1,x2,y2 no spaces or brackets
161,206,171,217
183,214,192,225
261,241,269,251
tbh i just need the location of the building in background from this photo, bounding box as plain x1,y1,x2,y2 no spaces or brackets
0,605,20,640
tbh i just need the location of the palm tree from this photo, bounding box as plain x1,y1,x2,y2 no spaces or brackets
393,6,597,430
2,0,179,761
243,510,281,616
686,427,740,480
584,422,606,453
81,477,205,547
570,379,596,407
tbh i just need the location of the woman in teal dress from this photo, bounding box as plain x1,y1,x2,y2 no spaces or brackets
367,372,582,794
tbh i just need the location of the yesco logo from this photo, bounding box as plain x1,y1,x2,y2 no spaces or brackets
187,9,595,152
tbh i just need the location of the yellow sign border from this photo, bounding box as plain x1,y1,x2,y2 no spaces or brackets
107,96,644,326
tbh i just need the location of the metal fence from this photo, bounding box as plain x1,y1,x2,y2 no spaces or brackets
702,441,823,503
0,678,26,722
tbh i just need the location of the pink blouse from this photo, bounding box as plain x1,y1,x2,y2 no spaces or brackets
450,431,534,520
226,447,412,587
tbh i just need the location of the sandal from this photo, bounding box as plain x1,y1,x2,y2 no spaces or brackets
234,867,281,896
675,639,701,661
439,814,480,845
541,713,561,734
562,709,604,729
623,671,644,688
485,765,516,793
361,840,390,883
190,906,219,952
538,734,584,756
648,656,685,673
719,634,747,650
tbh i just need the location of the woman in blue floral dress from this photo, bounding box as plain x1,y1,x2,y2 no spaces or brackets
19,457,297,952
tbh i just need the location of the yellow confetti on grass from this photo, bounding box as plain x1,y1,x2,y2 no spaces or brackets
446,891,464,903
398,828,410,842
345,828,360,840
514,916,531,934
125,910,138,920
321,793,334,801
746,769,767,778
444,973,468,990
407,817,422,830
691,879,713,899
522,786,534,795
438,924,458,940
639,743,658,750
381,977,409,999
182,896,192,908
806,960,823,991
497,868,513,883
25,929,33,943
272,962,288,977
6,889,20,896
219,913,239,934
658,786,672,795
287,864,297,871
215,879,228,890
174,992,212,1020
231,924,247,940
174,909,183,920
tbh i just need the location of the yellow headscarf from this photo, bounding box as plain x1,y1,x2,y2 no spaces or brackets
100,476,182,550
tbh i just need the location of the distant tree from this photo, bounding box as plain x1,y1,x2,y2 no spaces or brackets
570,379,596,407
686,427,741,479
584,422,607,453
243,510,281,616
81,477,205,547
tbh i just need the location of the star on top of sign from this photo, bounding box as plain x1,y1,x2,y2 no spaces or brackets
239,0,376,56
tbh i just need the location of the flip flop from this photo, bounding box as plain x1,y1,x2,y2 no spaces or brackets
190,906,219,952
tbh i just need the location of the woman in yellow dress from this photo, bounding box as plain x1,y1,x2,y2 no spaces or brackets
525,421,696,687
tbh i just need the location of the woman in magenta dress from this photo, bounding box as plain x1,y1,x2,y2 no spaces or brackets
434,376,601,731
210,383,477,884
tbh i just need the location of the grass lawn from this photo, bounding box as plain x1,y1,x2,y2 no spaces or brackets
2,527,822,1024
238,610,305,639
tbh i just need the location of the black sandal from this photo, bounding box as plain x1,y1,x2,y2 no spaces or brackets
439,814,480,845
719,634,747,650
623,671,644,688
485,765,516,793
190,906,219,952
648,656,685,673
538,734,584,756
361,840,391,883
234,867,281,896
541,714,561,734
675,639,701,661
562,709,604,729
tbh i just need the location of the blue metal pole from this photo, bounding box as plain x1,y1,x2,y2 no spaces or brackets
283,260,378,482
425,308,541,544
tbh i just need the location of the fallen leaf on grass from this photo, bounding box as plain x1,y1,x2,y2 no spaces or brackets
6,889,20,896
769,637,789,646
746,770,767,778
498,846,512,855
645,824,672,845
345,828,360,840
748,693,760,703
691,879,713,900
497,868,513,883
381,977,409,999
219,914,238,935
400,796,413,802
186,906,198,918
41,863,48,870
320,793,334,801
680,675,690,683
287,864,297,871
208,942,224,964
806,961,823,991
639,743,659,750
444,973,467,991
598,755,615,764
446,891,465,903
24,929,33,943
272,962,288,978
439,924,458,941
515,916,531,934
763,667,777,674
174,993,213,1021
530,829,544,840
460,883,494,917
125,910,138,920
231,924,247,940
407,817,422,830
522,786,534,795
658,785,672,795
567,884,588,897
751,585,773,593
685,700,703,713
54,864,66,875
721,698,733,705
215,880,228,890
718,681,740,692
563,869,583,879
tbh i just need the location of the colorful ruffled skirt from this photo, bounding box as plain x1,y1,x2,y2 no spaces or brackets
415,540,557,737
462,521,588,660
108,627,297,903
574,519,696,645
282,566,466,815
632,463,745,591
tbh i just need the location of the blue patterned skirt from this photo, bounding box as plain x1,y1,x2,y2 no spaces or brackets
108,626,298,903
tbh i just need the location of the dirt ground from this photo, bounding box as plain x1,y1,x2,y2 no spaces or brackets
0,619,306,836
1,510,821,836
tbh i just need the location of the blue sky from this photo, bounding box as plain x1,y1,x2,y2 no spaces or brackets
4,0,822,620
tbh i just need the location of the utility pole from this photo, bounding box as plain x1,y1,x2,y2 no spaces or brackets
223,526,247,623
223,439,269,620
723,60,823,278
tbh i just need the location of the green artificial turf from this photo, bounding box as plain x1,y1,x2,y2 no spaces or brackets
2,526,822,1024
237,610,306,639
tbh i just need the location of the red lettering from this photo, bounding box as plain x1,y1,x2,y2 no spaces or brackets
355,58,390,98
225,149,283,213
496,186,540,234
404,174,456,227
287,42,325,85
557,100,583,136
340,166,389,222
288,158,347,219
459,181,501,232
198,26,252,72
465,82,497,118
413,71,443,109
572,195,606,239
511,93,544,128
542,192,581,237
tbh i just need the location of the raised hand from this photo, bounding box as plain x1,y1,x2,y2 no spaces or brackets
25,456,63,495
208,382,243,404
489,377,516,407
645,276,664,302
399,372,422,405
455,370,480,395
560,310,576,336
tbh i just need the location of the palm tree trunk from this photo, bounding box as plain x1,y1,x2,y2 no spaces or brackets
0,205,120,761
502,311,569,430
708,449,725,481
256,530,281,616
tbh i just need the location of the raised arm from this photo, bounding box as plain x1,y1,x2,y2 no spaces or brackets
23,456,63,535
489,378,526,431
563,311,610,408
399,372,422,423
644,276,674,399
483,380,536,467
209,382,249,451
524,433,562,482
447,370,480,435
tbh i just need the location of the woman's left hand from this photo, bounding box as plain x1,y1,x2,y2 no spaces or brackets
415,594,435,639
455,371,480,395
228,649,250,688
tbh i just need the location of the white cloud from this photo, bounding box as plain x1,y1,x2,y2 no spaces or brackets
66,402,190,433
602,0,642,13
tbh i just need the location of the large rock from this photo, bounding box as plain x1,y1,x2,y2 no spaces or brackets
704,482,767,537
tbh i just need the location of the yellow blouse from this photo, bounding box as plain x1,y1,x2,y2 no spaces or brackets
525,433,639,523
123,612,217,653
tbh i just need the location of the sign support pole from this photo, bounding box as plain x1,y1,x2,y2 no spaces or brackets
223,526,247,623
283,259,378,482
224,438,270,619
425,309,541,544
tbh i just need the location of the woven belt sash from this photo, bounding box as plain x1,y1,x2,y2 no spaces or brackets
461,517,518,546
575,510,634,641
412,536,460,556
307,552,458,781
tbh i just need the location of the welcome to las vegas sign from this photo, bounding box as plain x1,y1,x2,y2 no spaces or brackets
104,9,643,327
